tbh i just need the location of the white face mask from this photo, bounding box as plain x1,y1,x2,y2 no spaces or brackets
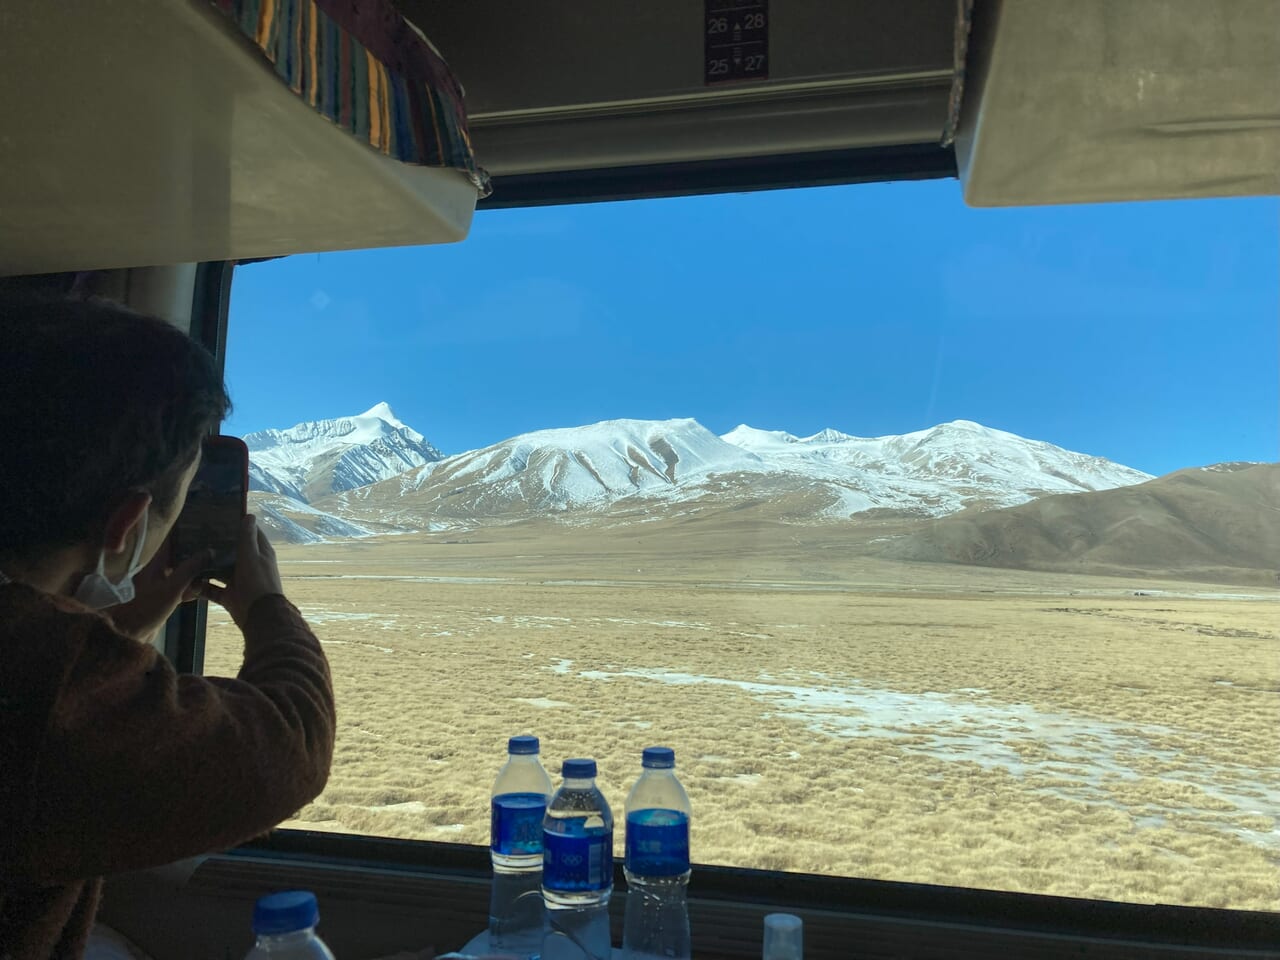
74,511,149,609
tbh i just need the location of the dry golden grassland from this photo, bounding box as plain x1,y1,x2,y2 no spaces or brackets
203,522,1280,912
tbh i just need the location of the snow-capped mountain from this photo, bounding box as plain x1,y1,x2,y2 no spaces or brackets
245,402,443,503
721,419,1151,512
321,416,1153,528
327,418,764,524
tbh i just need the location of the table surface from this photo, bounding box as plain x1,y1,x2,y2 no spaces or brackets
459,930,624,959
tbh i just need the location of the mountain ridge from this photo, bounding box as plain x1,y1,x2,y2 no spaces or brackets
873,462,1280,584
239,407,1276,585
246,402,444,503
318,414,1153,530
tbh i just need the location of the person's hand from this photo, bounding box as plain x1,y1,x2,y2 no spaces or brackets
106,545,212,643
198,515,285,628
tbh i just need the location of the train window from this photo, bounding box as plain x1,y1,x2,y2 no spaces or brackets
203,179,1279,912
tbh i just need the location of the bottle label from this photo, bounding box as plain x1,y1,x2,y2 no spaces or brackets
491,792,548,856
543,829,613,891
626,809,690,876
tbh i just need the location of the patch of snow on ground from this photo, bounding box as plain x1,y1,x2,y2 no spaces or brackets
365,801,427,814
568,665,1280,850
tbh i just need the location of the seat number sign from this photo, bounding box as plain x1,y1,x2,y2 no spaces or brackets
705,0,768,85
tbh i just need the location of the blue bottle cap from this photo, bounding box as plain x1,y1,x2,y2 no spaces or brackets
253,890,319,935
562,757,597,779
642,746,675,769
508,735,540,755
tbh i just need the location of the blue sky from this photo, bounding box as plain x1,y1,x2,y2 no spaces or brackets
225,178,1278,476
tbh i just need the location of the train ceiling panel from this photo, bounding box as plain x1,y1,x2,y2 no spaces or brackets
398,0,959,176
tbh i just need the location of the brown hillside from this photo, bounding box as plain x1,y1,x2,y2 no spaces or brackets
875,463,1280,585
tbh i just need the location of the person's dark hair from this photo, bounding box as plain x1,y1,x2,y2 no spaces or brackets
0,293,231,556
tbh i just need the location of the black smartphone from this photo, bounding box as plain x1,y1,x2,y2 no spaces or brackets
170,435,249,579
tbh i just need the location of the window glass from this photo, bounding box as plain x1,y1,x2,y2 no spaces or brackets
206,181,1280,911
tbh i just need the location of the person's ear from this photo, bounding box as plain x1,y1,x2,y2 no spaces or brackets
102,491,153,555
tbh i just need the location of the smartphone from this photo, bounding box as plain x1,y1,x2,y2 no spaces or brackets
170,435,249,579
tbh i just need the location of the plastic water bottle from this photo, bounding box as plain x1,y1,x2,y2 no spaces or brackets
762,913,802,960
541,758,614,960
489,734,555,958
621,747,692,960
244,891,336,958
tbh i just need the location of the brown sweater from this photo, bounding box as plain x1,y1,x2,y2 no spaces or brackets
0,585,335,960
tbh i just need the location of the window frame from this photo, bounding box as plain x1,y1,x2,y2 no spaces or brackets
163,260,233,674
196,148,1280,957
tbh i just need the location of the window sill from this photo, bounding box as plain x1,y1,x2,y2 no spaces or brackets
98,831,1278,960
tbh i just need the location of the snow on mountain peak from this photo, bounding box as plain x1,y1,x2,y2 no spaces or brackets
245,404,441,502
715,416,1152,517
392,417,766,514
721,425,801,449
803,428,855,444
499,417,764,478
358,401,408,430
247,403,426,450
724,425,859,449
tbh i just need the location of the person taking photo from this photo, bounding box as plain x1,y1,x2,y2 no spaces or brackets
0,294,336,959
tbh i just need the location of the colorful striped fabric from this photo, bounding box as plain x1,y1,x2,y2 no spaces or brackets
212,0,490,196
